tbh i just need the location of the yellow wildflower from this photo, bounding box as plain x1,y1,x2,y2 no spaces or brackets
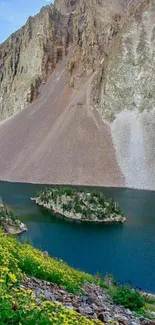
8,272,17,282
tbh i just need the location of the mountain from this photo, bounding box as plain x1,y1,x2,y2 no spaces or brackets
0,0,130,120
0,0,154,190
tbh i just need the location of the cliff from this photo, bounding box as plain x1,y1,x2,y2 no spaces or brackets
92,0,155,189
0,2,73,119
0,0,132,121
0,0,155,190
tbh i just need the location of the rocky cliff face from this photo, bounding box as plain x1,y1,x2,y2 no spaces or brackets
1,0,155,190
0,2,74,119
92,0,155,189
0,0,131,120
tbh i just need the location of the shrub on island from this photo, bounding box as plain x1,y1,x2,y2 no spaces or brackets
32,187,126,223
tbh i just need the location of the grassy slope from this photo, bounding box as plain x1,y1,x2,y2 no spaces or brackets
0,230,154,324
0,230,101,325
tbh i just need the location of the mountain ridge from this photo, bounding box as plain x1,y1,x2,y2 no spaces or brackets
0,0,155,190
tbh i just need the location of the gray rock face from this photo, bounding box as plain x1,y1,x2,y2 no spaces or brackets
94,0,155,190
0,2,74,120
0,0,132,122
99,1,155,121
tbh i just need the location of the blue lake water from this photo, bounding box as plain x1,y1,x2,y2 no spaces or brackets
0,181,155,293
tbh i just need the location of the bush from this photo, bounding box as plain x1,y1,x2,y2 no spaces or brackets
112,285,145,311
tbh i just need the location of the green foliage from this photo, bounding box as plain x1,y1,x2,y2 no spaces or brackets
0,290,102,325
0,230,101,325
0,230,148,324
0,230,94,294
0,205,16,221
94,273,110,290
144,295,155,305
135,308,154,320
0,284,101,325
0,205,20,232
112,285,145,311
36,187,124,222
74,201,82,214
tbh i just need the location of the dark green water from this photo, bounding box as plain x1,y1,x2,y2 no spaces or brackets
0,181,155,293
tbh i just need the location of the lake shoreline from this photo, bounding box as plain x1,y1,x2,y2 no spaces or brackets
0,203,27,235
1,179,155,193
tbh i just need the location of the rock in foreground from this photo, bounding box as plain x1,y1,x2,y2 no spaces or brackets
23,277,155,325
32,188,126,223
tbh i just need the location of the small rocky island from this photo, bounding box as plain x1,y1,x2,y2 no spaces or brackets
32,188,126,223
0,203,27,234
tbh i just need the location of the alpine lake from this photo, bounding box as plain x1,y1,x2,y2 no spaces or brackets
0,181,155,293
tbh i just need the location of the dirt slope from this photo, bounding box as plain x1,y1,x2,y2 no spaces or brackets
0,53,124,187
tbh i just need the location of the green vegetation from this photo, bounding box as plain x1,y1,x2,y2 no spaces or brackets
35,187,125,222
135,308,155,321
0,204,16,222
0,231,95,294
144,295,155,305
111,285,145,311
0,230,101,325
0,205,22,233
0,292,101,325
0,229,154,324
